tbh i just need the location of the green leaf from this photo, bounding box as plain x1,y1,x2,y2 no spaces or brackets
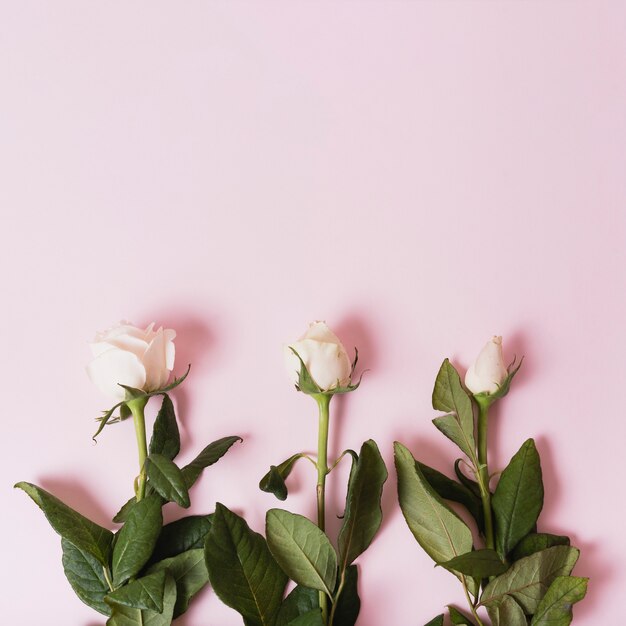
440,549,508,578
276,586,319,625
531,576,588,625
418,461,484,532
112,495,163,587
492,438,544,558
15,482,113,565
150,514,213,563
181,435,242,488
112,497,136,524
147,548,208,617
454,459,482,498
424,616,444,626
105,570,166,612
511,533,570,561
62,539,111,615
448,605,476,625
266,509,337,596
331,565,360,626
260,454,305,501
146,453,190,508
486,595,527,626
431,359,477,463
149,394,180,460
394,443,474,579
338,440,388,569
286,612,325,626
106,574,177,626
481,546,580,614
205,503,287,626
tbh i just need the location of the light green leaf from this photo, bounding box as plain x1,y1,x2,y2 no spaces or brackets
105,570,166,612
181,435,242,488
150,514,213,563
486,595,527,626
481,546,580,614
15,482,113,565
431,359,477,463
511,533,570,561
266,509,337,596
440,549,508,578
492,438,544,558
205,503,287,626
148,548,209,617
394,443,474,581
61,539,111,615
106,574,177,626
531,576,588,625
146,453,190,508
338,440,388,569
149,394,180,460
112,495,163,587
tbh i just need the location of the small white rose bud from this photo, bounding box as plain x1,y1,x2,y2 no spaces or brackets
284,321,352,392
465,336,508,395
86,321,176,399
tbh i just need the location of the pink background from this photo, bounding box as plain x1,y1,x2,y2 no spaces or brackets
2,2,625,625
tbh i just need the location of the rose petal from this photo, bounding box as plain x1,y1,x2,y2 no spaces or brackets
142,328,170,391
286,338,352,391
86,349,146,400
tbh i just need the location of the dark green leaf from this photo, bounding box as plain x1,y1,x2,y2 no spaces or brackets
106,573,176,626
147,548,208,617
286,611,324,626
486,595,527,626
205,503,287,626
424,616,444,626
151,514,213,563
338,440,388,569
112,495,163,587
181,435,242,488
418,461,484,532
394,443,475,593
146,453,190,508
15,482,113,565
448,605,476,625
105,570,166,612
481,546,580,614
276,586,319,625
431,359,477,463
331,565,360,626
260,453,307,501
440,549,508,578
511,533,570,561
266,509,337,596
62,538,111,615
149,394,180,460
112,497,136,524
531,576,588,625
492,439,544,558
454,459,482,499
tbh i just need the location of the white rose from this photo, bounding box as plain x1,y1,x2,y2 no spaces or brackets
86,322,176,399
284,321,352,392
464,336,508,395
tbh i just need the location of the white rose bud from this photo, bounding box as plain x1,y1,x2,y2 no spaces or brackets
465,336,508,395
86,322,176,399
284,321,352,392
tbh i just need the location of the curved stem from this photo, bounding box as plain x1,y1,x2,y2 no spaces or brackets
128,397,149,502
313,393,331,624
461,576,485,626
476,398,494,550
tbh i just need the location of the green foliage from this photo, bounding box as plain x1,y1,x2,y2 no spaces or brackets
492,438,544,558
431,359,477,463
150,514,213,563
105,570,167,612
260,454,306,501
266,509,337,596
181,435,242,488
276,586,319,625
531,576,588,625
448,605,476,625
149,394,180,460
424,616,444,626
146,453,190,508
338,440,388,569
511,533,570,561
331,565,360,626
205,503,287,626
112,495,163,587
440,549,508,578
15,482,113,566
486,595,527,626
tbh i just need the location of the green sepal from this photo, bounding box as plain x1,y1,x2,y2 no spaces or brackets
105,570,167,613
472,357,523,406
15,482,113,566
259,454,306,501
289,347,362,396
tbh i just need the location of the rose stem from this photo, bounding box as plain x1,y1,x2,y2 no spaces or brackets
128,397,149,502
476,397,495,551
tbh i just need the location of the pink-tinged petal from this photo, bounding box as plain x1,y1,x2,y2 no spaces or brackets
105,334,149,359
300,321,343,346
143,328,170,391
163,329,176,370
86,349,146,400
285,339,352,391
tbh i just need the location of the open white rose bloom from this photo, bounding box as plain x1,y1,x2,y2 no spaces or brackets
464,335,508,395
284,321,352,391
86,322,176,399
